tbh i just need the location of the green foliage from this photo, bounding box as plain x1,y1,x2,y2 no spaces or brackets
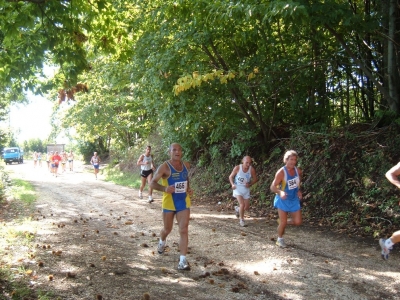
22,138,47,153
192,124,400,237
0,165,9,203
77,140,104,164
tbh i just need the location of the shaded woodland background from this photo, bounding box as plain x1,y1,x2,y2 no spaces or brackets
1,1,400,236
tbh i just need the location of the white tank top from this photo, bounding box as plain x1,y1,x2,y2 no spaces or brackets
234,164,252,186
141,155,153,171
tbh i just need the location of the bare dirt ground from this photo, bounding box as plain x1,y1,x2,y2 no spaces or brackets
2,161,400,300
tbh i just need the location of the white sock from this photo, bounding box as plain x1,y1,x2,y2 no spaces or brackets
180,255,186,262
159,239,166,246
385,238,394,248
278,237,284,241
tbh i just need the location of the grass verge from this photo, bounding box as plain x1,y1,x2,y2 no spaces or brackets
102,167,142,189
0,178,54,300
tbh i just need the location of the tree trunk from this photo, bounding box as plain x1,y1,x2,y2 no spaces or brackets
387,0,400,114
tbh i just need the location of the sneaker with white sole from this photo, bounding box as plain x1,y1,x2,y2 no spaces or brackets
379,238,391,260
148,196,154,203
239,219,246,227
234,206,239,218
276,238,287,248
139,192,143,199
178,259,190,271
157,242,166,254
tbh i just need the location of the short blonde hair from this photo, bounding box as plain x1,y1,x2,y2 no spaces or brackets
283,150,298,163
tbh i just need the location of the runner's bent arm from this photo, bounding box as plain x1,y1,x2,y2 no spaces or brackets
184,161,193,195
270,168,287,199
249,167,258,187
136,154,145,166
228,165,239,188
386,162,400,189
150,162,170,192
297,167,303,200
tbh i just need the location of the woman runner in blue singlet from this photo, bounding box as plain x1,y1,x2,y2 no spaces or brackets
270,150,303,248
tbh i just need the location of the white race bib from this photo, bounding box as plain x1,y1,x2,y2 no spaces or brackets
287,178,298,190
236,176,247,186
175,181,187,193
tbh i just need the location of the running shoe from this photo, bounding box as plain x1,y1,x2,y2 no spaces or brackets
276,238,287,248
239,219,246,227
157,242,166,254
379,238,391,260
139,192,143,199
148,196,154,203
178,259,191,271
234,206,239,218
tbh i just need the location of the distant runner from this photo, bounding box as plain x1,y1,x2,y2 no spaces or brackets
37,152,42,167
67,150,74,171
137,145,156,203
90,152,101,179
51,151,62,177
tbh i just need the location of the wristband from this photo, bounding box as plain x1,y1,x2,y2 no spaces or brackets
164,187,168,192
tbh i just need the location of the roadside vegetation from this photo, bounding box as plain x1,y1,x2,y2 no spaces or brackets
1,122,400,298
104,124,400,240
0,171,54,300
1,1,400,296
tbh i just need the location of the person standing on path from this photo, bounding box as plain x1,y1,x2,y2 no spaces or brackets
137,145,156,203
379,163,400,259
270,150,303,248
228,156,258,227
90,152,101,179
150,143,193,271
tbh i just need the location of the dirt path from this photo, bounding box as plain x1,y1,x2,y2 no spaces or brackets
3,161,400,300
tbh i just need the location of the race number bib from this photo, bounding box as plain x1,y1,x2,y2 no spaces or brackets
175,181,187,193
236,176,247,186
287,178,298,190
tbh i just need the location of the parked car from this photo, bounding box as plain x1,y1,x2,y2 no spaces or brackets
3,147,24,164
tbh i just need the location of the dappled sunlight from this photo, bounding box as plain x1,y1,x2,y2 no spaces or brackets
236,257,297,276
191,212,240,220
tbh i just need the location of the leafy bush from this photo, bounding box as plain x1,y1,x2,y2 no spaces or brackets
191,124,400,237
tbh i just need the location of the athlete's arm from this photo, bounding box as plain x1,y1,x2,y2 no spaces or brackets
249,167,258,187
270,168,287,199
228,165,239,188
297,167,303,200
136,154,144,166
386,162,400,189
150,162,170,192
184,161,193,195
